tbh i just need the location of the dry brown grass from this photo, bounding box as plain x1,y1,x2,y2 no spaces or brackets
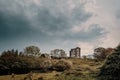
0,58,103,80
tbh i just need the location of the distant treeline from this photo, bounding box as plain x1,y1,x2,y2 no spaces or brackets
0,48,72,75
0,44,117,76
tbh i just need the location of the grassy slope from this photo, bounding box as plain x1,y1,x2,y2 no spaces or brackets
0,58,103,80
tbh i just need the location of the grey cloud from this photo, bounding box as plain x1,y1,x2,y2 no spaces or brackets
0,0,105,53
116,10,120,19
56,24,106,42
0,0,92,40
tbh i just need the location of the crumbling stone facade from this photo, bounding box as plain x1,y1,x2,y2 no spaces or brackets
70,47,81,58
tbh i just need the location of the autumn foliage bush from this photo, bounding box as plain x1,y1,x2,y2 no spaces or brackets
53,59,73,71
39,60,52,72
39,59,73,72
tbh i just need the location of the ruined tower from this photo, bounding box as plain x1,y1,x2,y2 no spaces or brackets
70,47,81,58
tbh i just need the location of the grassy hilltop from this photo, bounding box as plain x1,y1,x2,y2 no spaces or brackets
0,44,120,80
0,58,103,80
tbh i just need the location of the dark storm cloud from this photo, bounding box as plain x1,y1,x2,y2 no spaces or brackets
0,0,106,53
0,11,30,41
0,0,93,41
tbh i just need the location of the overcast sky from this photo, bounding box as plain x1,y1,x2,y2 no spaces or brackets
0,0,120,55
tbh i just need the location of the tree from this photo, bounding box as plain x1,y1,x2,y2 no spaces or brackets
60,49,67,58
104,48,114,56
1,49,18,58
50,49,66,58
24,45,41,56
19,51,24,56
94,47,115,60
99,44,120,80
94,47,106,60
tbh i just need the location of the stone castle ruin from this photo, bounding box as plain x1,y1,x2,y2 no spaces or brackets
70,47,81,58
